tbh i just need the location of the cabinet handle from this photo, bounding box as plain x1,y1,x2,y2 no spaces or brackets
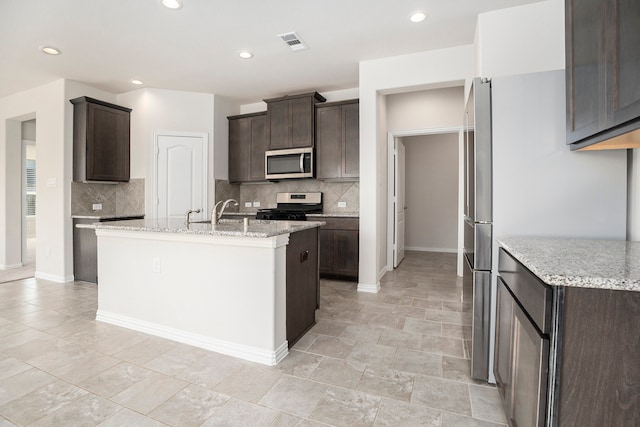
300,250,309,263
299,153,305,173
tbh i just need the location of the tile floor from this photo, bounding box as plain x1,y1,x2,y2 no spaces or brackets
0,251,507,426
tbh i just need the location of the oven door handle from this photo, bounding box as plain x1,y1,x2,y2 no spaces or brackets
299,153,305,173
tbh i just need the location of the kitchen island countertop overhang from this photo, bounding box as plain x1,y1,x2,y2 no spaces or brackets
93,218,324,366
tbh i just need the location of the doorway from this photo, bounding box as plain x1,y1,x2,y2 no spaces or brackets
22,119,37,268
387,127,464,275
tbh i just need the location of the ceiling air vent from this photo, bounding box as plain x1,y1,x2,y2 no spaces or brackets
277,32,308,51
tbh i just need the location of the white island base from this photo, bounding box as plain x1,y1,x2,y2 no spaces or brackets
95,228,291,365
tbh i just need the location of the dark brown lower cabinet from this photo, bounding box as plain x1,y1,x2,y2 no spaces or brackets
286,227,319,347
497,248,640,426
318,217,359,280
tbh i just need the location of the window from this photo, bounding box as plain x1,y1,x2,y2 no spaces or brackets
26,159,36,216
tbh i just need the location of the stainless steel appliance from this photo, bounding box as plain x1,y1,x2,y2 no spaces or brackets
265,147,314,180
256,192,322,220
463,77,492,381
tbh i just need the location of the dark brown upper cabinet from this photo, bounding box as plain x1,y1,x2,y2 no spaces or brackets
316,99,359,180
566,0,640,150
71,97,132,182
265,92,326,149
228,112,269,183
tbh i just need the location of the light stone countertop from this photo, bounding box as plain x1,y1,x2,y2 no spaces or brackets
220,212,359,218
90,217,325,238
71,213,145,220
498,237,640,292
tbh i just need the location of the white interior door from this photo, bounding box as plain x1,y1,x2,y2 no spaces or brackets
394,138,406,267
154,132,208,220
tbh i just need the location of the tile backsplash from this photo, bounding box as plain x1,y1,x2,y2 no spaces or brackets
71,178,145,216
215,179,359,214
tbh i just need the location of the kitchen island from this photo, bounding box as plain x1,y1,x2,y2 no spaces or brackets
495,237,639,426
93,218,322,366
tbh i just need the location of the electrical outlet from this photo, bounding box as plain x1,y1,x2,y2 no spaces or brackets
92,203,103,211
253,201,261,207
338,201,347,208
244,202,252,208
152,257,161,273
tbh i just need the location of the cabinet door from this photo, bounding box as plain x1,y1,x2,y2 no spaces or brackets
228,117,250,182
269,101,290,149
610,0,640,127
249,115,269,181
318,229,333,276
290,97,314,148
334,230,359,278
86,103,130,181
566,0,607,144
316,105,342,179
342,102,359,178
494,278,514,417
510,300,549,427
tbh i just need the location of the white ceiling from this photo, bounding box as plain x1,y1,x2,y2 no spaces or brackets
1,0,543,103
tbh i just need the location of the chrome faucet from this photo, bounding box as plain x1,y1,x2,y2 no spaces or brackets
184,208,201,225
211,199,239,224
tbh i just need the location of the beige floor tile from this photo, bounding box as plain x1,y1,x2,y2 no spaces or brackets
0,358,31,381
307,335,354,359
201,398,280,426
392,348,442,377
310,387,381,426
143,343,209,376
339,324,383,345
373,398,441,426
0,379,87,425
269,349,322,379
28,393,122,427
50,351,121,384
98,408,167,427
357,366,415,402
412,375,472,416
442,356,486,385
292,332,318,351
0,415,16,427
213,364,282,403
0,368,55,406
259,376,328,418
112,335,177,366
403,318,442,336
310,357,366,389
347,342,396,367
43,317,94,338
78,362,154,398
424,309,467,325
111,371,188,414
442,323,472,340
0,321,28,339
421,336,465,358
149,384,230,426
177,353,244,389
310,319,349,337
0,329,48,351
440,412,507,426
378,328,422,350
469,384,508,424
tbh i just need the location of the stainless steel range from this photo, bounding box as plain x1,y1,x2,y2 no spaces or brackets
256,192,323,221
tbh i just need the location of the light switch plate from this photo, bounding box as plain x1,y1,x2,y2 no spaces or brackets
253,201,261,207
92,203,103,211
244,202,252,208
338,201,347,208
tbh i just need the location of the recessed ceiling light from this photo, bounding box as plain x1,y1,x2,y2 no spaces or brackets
162,0,182,9
131,80,143,85
238,51,253,59
409,10,428,23
41,46,61,55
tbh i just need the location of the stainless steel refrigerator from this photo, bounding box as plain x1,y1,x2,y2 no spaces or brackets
463,70,628,383
463,77,492,381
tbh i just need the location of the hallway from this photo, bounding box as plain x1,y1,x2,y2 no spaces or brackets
0,251,505,426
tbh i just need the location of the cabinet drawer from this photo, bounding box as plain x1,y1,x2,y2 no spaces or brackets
317,217,359,230
498,248,552,334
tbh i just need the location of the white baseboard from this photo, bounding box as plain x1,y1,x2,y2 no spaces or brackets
34,271,75,283
0,263,23,270
96,310,288,366
405,246,458,253
357,282,380,293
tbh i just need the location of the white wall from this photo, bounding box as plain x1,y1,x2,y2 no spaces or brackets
387,87,465,131
475,0,565,77
403,134,459,252
213,95,241,181
358,45,475,291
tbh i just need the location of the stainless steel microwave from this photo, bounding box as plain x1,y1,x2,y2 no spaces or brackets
265,147,314,180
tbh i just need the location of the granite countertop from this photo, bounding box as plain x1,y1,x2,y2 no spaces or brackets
498,237,640,292
91,217,325,238
72,213,145,220
222,212,359,218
